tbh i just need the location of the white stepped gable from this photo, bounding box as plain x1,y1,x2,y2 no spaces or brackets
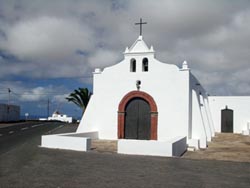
181,60,190,70
124,36,154,55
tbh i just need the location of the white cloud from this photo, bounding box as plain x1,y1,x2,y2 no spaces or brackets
0,0,250,95
52,94,69,103
3,16,94,60
88,48,122,68
0,17,93,78
0,82,70,103
19,87,49,101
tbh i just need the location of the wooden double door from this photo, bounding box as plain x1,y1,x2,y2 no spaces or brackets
124,98,151,140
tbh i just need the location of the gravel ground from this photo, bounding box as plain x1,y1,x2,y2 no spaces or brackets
183,133,250,162
2,148,250,188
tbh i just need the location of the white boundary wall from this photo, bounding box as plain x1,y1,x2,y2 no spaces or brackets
41,132,98,151
118,136,187,157
209,96,250,133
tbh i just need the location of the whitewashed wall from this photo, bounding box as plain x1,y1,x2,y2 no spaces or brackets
78,59,190,140
188,74,215,148
77,37,191,141
209,96,250,133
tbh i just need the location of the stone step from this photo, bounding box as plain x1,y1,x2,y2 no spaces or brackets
90,139,117,153
187,147,196,152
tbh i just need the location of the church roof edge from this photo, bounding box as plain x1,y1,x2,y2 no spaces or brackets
124,35,155,55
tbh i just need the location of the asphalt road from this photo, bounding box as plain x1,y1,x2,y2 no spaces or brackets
0,121,63,155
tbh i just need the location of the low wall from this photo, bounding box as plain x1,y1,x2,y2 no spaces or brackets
187,139,200,150
41,132,187,157
63,132,99,138
242,122,250,135
118,136,187,157
171,136,188,156
41,131,98,151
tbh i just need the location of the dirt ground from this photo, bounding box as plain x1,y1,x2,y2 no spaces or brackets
87,132,250,163
183,133,250,162
91,139,117,154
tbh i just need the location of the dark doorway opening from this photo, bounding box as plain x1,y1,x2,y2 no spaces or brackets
221,106,233,133
124,98,151,140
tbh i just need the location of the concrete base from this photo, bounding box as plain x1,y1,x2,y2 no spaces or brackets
242,129,250,136
118,136,187,157
242,122,250,136
41,132,98,151
188,139,200,150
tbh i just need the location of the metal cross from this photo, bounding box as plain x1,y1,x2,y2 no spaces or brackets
135,18,147,36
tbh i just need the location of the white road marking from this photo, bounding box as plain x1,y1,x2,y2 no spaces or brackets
21,127,29,131
9,131,14,134
31,124,42,128
45,124,65,134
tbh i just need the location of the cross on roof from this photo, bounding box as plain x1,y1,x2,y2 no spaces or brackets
135,18,147,36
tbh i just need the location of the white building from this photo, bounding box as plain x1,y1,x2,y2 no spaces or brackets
47,111,73,123
0,104,20,122
41,35,250,157
209,97,250,135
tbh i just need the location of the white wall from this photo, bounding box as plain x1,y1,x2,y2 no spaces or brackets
77,36,212,150
77,51,190,141
118,136,187,157
41,133,92,151
209,96,250,133
188,74,215,148
190,90,207,148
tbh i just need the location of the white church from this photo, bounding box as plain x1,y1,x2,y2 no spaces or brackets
42,29,250,157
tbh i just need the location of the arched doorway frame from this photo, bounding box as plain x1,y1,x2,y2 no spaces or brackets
118,91,158,140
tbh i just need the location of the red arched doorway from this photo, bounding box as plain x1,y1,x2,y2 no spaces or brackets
117,91,158,140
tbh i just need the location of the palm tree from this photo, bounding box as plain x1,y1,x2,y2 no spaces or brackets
66,88,92,114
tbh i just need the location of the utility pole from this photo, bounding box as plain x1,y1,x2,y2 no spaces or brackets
7,88,11,121
47,98,50,118
8,88,11,106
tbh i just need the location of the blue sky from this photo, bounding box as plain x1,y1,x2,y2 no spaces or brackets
0,0,250,119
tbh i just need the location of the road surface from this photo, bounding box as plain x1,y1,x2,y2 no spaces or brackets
0,121,63,155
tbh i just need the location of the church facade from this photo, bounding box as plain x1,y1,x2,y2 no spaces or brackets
42,35,250,157
77,35,250,148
